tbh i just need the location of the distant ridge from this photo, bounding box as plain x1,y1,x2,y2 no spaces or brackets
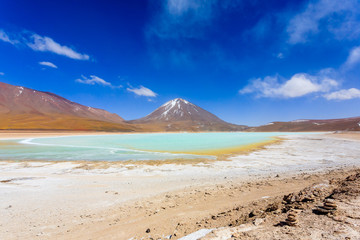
2,82,359,132
130,98,247,131
249,117,360,132
0,82,135,131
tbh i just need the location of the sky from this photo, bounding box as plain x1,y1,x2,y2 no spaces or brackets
0,0,360,126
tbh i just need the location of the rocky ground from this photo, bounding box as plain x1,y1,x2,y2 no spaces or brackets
197,170,360,240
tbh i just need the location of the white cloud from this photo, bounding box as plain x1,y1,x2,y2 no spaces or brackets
0,29,89,60
324,88,360,100
127,86,158,97
277,52,284,59
343,46,360,69
240,71,339,98
39,61,58,69
146,0,242,67
0,29,16,44
240,43,360,101
287,0,360,44
28,34,89,60
0,72,4,76
148,0,217,40
167,0,200,16
76,75,120,88
147,0,242,41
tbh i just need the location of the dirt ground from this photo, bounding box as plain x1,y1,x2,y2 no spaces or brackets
201,169,360,240
43,168,360,240
1,131,360,239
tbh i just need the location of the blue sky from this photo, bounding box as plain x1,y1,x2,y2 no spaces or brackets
0,0,360,126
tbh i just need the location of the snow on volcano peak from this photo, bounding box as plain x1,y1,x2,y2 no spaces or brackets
134,98,228,124
130,97,247,131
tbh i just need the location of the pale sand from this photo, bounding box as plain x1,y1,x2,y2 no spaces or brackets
331,131,360,141
0,131,360,239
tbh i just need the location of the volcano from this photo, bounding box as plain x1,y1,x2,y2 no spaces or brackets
130,98,247,131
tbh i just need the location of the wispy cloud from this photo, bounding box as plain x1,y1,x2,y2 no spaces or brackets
0,72,4,76
146,0,241,66
39,61,58,69
324,88,360,100
0,29,17,45
127,85,158,97
276,52,284,59
343,46,360,69
0,29,90,60
148,0,216,41
287,0,360,44
27,34,89,60
240,70,339,98
76,75,121,88
146,0,215,66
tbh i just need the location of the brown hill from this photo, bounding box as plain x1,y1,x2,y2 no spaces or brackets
130,98,247,131
249,117,360,132
0,82,136,131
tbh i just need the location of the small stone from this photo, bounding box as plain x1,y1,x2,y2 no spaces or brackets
315,206,335,214
146,228,150,233
331,216,344,222
286,220,298,226
324,203,337,208
291,209,302,213
266,203,279,212
286,217,297,222
325,198,336,204
323,205,337,210
249,210,263,218
253,218,264,226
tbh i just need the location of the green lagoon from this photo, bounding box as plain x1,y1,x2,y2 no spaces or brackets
0,132,317,162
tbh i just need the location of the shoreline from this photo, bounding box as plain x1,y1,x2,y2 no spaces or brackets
0,129,333,139
0,131,286,164
0,131,323,164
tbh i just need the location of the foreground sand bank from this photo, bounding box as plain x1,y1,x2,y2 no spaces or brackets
0,132,360,239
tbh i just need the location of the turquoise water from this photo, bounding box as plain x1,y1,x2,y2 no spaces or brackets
0,132,317,162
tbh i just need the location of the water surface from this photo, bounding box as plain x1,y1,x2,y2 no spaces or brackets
0,132,317,162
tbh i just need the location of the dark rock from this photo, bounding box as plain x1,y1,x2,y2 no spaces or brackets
313,206,335,215
265,203,279,212
249,209,263,218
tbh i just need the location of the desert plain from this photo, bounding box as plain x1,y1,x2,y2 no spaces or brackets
1,131,360,239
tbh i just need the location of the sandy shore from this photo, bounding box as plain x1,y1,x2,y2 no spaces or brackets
329,131,360,141
0,131,360,239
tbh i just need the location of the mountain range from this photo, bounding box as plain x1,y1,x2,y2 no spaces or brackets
249,118,360,132
0,82,359,132
0,82,135,131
